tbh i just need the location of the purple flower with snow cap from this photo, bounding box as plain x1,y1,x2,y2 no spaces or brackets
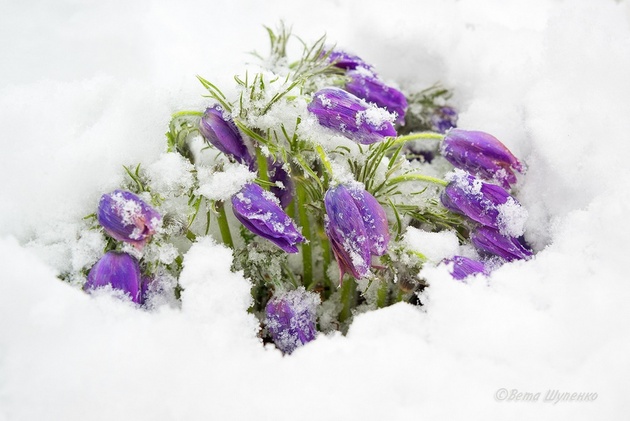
431,106,458,133
308,87,397,145
324,184,389,282
84,251,143,304
345,70,408,125
98,190,162,249
440,129,524,189
443,256,489,280
231,183,305,253
471,226,533,262
265,287,320,354
441,171,527,237
199,104,254,167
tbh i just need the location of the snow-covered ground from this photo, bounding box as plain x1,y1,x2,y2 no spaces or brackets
1,0,629,419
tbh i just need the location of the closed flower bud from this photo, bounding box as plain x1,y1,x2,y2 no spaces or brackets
345,70,408,125
325,50,375,73
324,184,389,281
441,171,527,237
440,129,524,189
267,159,294,209
199,104,254,167
471,226,533,262
265,287,320,354
308,87,397,144
231,183,305,253
84,251,142,304
431,106,458,133
442,255,489,280
98,190,162,248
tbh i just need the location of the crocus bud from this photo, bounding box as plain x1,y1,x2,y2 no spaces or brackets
345,70,408,125
442,255,489,280
441,171,527,237
308,87,397,145
199,104,254,167
431,106,458,133
325,50,375,73
267,158,294,209
471,226,533,262
265,287,320,354
440,129,524,189
231,183,305,253
84,251,142,303
98,190,162,248
324,184,389,281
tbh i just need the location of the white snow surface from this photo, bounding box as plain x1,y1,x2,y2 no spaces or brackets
1,0,630,419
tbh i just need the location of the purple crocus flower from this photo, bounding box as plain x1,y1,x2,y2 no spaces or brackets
199,104,254,167
345,70,408,125
98,190,162,249
267,158,294,209
441,171,526,236
84,251,143,304
325,50,375,73
324,184,389,281
431,106,458,133
265,288,320,354
231,183,305,253
440,129,524,189
443,255,489,280
471,226,533,262
308,87,397,145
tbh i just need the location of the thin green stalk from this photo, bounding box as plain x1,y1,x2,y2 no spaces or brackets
256,149,269,187
320,227,331,286
392,132,445,146
376,280,389,308
339,278,357,323
216,201,233,248
386,174,448,188
171,110,204,119
296,182,312,288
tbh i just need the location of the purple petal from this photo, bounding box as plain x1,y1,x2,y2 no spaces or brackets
345,70,408,125
346,185,390,256
441,172,511,229
443,256,489,280
441,129,523,188
267,159,294,209
231,183,305,253
324,185,371,279
308,87,397,144
471,226,533,262
325,50,375,73
97,190,162,248
84,251,142,303
265,288,320,354
431,106,458,133
199,105,254,167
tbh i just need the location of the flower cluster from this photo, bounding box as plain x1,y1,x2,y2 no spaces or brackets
68,25,536,354
86,191,162,304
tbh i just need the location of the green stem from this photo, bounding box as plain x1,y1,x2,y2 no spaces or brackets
216,201,233,248
387,174,449,188
339,278,357,323
320,226,331,286
392,132,445,146
376,280,389,308
171,110,204,119
256,149,269,187
297,183,313,288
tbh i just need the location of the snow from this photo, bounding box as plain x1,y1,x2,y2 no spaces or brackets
1,0,629,419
